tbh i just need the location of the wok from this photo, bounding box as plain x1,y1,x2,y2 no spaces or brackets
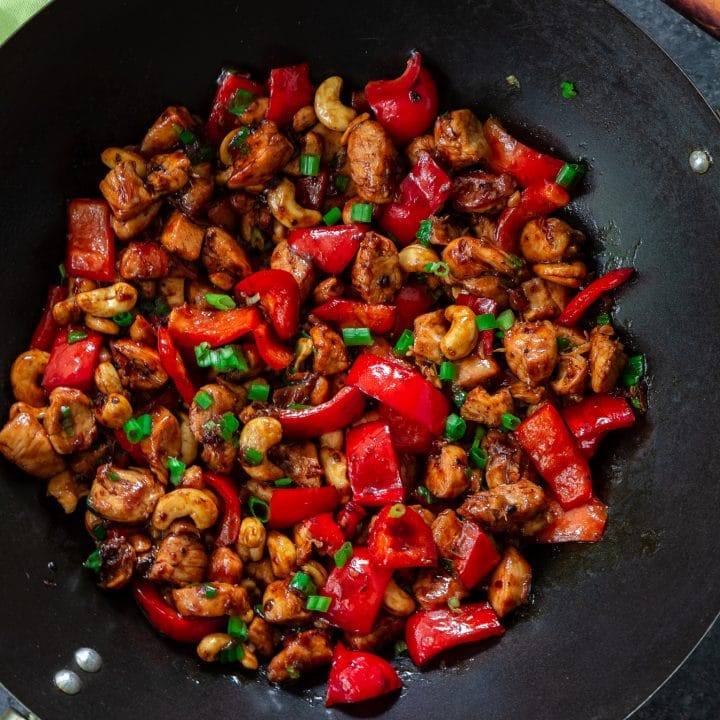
1,1,719,718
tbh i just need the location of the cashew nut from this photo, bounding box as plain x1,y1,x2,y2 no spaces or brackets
292,105,318,133
266,178,322,229
101,146,147,177
398,244,441,274
300,560,328,590
236,517,267,562
47,470,87,514
197,633,235,663
10,350,49,407
95,393,133,429
238,417,284,481
152,488,219,530
441,305,479,360
94,362,124,395
267,530,297,579
314,76,357,132
533,261,588,288
178,412,198,465
85,314,120,335
319,445,349,501
382,578,416,617
76,282,138,318
51,295,81,325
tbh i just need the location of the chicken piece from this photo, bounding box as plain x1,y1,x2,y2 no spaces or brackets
434,109,490,170
207,547,244,585
188,384,239,474
0,411,65,479
455,351,501,388
351,231,402,304
589,325,627,393
503,320,558,384
99,160,155,221
425,214,464,246
262,579,313,625
343,612,405,653
443,235,519,278
160,211,205,261
245,559,276,587
519,217,584,263
346,119,398,203
482,430,535,489
239,200,274,248
431,508,464,559
247,617,280,657
110,339,169,391
148,533,209,586
47,470,87,513
309,323,349,375
139,406,181,483
110,201,162,241
551,353,588,397
404,135,436,166
508,381,546,405
272,373,326,407
413,571,470,610
119,242,170,280
487,546,532,618
451,170,516,213
99,536,137,590
461,386,514,427
43,387,97,456
459,478,547,534
270,443,323,488
412,310,447,364
177,161,214,217
520,277,562,321
140,105,194,156
227,120,294,189
145,151,190,195
454,275,509,308
267,629,333,683
425,444,470,499
173,583,251,618
271,240,317,301
312,277,345,305
88,464,163,523
202,226,253,287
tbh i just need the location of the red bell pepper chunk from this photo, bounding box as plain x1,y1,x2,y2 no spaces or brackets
276,386,366,439
455,294,497,317
494,180,570,254
114,427,147,466
66,199,115,282
168,304,260,348
30,284,67,351
235,269,300,341
484,118,565,188
337,501,367,540
267,63,314,128
368,503,437,569
287,223,367,274
301,513,346,556
377,403,432,454
42,327,103,393
311,299,396,335
405,602,505,666
346,421,405,507
250,319,294,371
132,580,224,644
206,69,265,145
347,353,450,435
203,472,241,547
536,497,608,543
452,521,500,589
365,52,438,146
393,282,435,336
557,267,635,327
267,486,340,529
156,326,197,406
515,403,593,509
562,394,635,458
325,642,402,707
320,547,393,634
379,152,452,245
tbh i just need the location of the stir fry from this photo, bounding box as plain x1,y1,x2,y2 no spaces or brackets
0,53,644,706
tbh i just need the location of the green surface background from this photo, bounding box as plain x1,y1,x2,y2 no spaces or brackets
0,0,51,45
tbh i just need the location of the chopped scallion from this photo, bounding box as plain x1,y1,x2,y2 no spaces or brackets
342,327,373,346
416,219,432,247
167,457,186,486
247,382,270,402
323,206,342,226
475,313,498,331
124,414,152,444
289,571,317,596
350,203,373,223
393,329,414,356
172,123,197,145
91,524,107,541
227,616,248,641
194,390,214,410
228,88,254,115
496,309,515,331
219,413,240,441
439,361,457,382
59,405,74,436
58,262,67,281
333,541,353,568
334,174,350,192
623,354,646,386
203,584,218,599
556,162,586,189
451,385,467,408
299,153,321,176
306,595,332,612
83,549,101,573
444,413,467,441
501,413,521,432
230,126,251,149
388,503,406,519
205,293,237,310
469,447,488,469
194,342,248,373
560,81,578,99
248,496,270,523
424,261,450,277
243,448,263,466
67,329,88,344
394,640,408,655
596,312,611,326
557,336,572,352
448,596,461,610
416,485,437,504
274,477,293,487
113,311,133,327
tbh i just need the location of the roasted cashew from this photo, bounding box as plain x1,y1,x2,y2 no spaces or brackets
314,76,357,132
533,261,588,288
382,578,416,617
266,178,322,229
300,560,328,589
238,417,284,480
10,349,49,407
319,444,349,501
441,305,479,360
236,517,267,562
267,531,297,579
101,146,147,177
95,393,133,429
75,282,137,318
398,244,441,274
292,105,317,133
94,362,124,395
152,488,219,530
197,633,234,663
178,412,198,465
51,295,80,325
85,314,120,335
47,470,87,514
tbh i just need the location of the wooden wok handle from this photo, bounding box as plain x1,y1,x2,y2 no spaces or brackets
664,0,720,38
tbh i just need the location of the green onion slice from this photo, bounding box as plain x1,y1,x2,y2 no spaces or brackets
124,414,152,444
334,174,350,192
501,413,521,432
451,385,467,409
113,311,133,327
299,153,321,176
424,261,450,277
333,541,353,568
496,309,515,331
59,405,74,436
167,457,186,486
203,584,218,599
323,206,342,226
228,88,254,115
67,329,88,344
91,524,107,541
557,336,572,352
416,219,432,247
58,262,68,281
247,382,270,402
274,477,293,487
556,162,586,189
219,413,240,441
596,312,611,326
83,549,101,572
560,80,578,99
172,123,197,145
469,447,488,470
444,413,467,441
388,503,406,519
439,361,457,382
227,616,248,641
475,313,498,331
230,126,251,149
205,293,237,310
306,595,332,612
342,327,373,346
243,448,263,466
393,329,414,356
194,390,214,410
289,571,317,596
394,640,408,655
350,203,373,223
623,354,646,386
448,596,461,610
248,496,270,523
416,485,437,504
195,342,248,373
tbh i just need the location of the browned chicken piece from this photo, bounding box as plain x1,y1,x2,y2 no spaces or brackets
346,119,398,203
145,151,191,195
508,381,545,405
451,171,516,213
119,242,170,280
44,387,97,455
148,533,208,586
140,105,194,156
110,201,162,241
177,162,214,217
312,277,345,305
245,559,277,587
487,546,532,618
88,464,163,524
434,109,490,169
270,442,323,488
404,135,436,166
247,616,279,657
202,226,253,288
99,160,155,221
412,310,447,364
110,339,169,391
455,351,501,387
589,325,627,393
443,235,519,278
262,579,313,625
431,508,464,559
425,214,464,246
425,444,470,499
0,411,65,479
483,429,535,489
521,277,562,321
99,536,137,590
351,231,402,304
267,629,334,683
503,320,558,384
459,478,548,534
47,471,87,513
309,323,349,375
207,547,244,585
69,438,112,480
173,582,251,618
139,406,181,483
271,240,317,301
461,386,514,427
454,275,509,307
239,200,274,247
519,217,584,263
343,612,405,653
532,260,588,289
413,571,470,610
227,121,294,189
551,353,588,396
161,210,206,261
188,383,239,474
272,373,327,408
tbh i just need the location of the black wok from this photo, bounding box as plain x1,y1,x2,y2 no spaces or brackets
1,1,719,718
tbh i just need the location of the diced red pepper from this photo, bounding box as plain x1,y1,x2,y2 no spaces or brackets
295,169,329,211
132,580,224,644
337,501,367,540
311,299,396,335
536,497,608,543
365,52,438,146
455,294,497,316
377,403,432,454
168,304,260,348
30,284,67,351
346,421,405,507
267,486,340,529
250,319,294,371
562,394,635,458
301,513,346,556
287,223,367,274
557,268,635,327
325,643,402,707
451,521,500,589
347,353,450,435
393,282,435,337
379,153,452,245
276,386,366,439
206,69,266,145
42,327,103,393
368,504,437,568
66,199,115,282
405,602,505,666
114,427,147,466
515,403,593,509
235,269,300,341
267,63,314,128
156,326,197,406
494,180,570,254
320,547,393,634
484,118,565,188
203,472,241,547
